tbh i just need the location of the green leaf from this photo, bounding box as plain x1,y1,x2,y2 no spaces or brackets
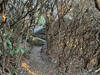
14,72,18,75
10,50,15,55
15,49,20,54
25,72,28,75
3,33,7,37
7,40,12,49
20,49,24,54
8,73,11,75
38,15,46,25
12,72,14,75
23,72,28,75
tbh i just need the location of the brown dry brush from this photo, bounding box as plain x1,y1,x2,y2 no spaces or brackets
0,0,99,74
0,0,48,74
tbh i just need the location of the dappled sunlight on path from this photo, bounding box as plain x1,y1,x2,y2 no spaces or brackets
21,46,57,75
22,62,41,75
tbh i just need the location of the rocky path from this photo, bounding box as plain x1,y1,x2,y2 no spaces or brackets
22,46,58,75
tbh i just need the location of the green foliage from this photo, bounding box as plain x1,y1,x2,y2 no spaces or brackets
20,49,25,54
10,50,15,55
10,49,25,56
35,12,46,25
38,15,46,25
8,71,29,75
8,71,18,75
1,32,13,50
7,39,12,49
15,49,20,54
8,73,11,75
23,72,28,75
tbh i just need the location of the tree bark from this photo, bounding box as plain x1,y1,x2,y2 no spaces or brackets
46,0,100,74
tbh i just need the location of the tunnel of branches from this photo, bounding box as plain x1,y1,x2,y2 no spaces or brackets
0,0,100,75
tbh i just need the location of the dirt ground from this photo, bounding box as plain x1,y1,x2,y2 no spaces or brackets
22,45,58,75
20,42,100,75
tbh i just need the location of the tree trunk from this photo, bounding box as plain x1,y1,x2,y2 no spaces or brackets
46,0,100,74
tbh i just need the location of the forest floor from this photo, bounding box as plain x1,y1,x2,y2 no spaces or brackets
21,45,58,75
19,41,100,75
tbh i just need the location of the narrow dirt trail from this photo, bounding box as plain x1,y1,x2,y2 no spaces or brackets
22,46,58,75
